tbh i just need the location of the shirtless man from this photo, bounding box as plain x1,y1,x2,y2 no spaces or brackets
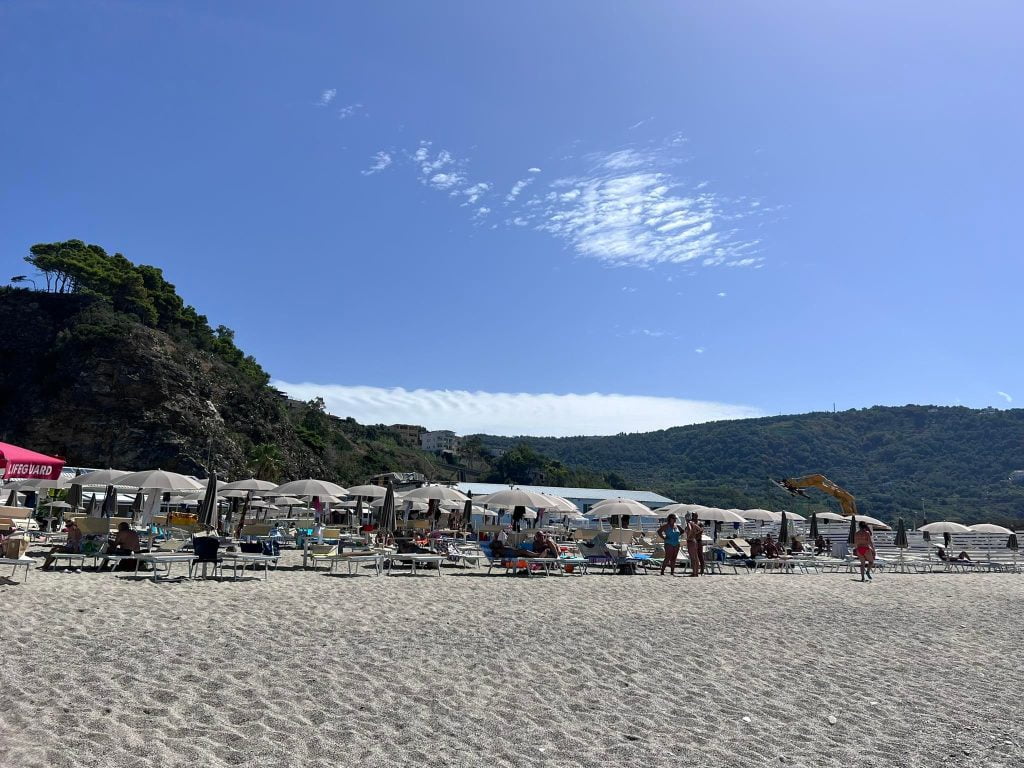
853,521,875,581
685,513,705,577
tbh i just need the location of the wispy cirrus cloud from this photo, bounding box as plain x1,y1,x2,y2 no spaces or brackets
361,151,393,175
274,381,764,437
316,88,337,107
358,133,767,270
337,103,364,119
997,391,1013,403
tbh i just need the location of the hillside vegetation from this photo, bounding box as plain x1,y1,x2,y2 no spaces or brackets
477,407,1024,527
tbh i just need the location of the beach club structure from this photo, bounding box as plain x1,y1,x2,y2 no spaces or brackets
1,444,1022,582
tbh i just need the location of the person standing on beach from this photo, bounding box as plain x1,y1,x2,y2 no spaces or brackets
853,521,875,581
657,513,684,575
685,513,705,577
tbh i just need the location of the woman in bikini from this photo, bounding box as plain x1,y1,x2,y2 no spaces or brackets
685,513,705,577
853,521,875,581
657,513,683,576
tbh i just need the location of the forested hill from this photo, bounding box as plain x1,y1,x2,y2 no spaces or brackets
477,407,1024,526
0,240,456,484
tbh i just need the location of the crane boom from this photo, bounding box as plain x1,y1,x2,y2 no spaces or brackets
772,474,858,517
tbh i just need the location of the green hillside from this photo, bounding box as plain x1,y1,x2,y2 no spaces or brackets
476,406,1024,527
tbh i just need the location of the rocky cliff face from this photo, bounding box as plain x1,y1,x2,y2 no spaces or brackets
0,289,441,482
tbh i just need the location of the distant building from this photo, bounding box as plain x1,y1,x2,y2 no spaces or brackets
391,423,426,447
368,471,426,491
421,430,461,455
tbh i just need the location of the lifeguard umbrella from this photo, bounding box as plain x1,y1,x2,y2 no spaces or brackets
0,442,64,480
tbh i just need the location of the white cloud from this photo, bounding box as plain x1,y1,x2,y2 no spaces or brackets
694,347,705,354
628,117,654,130
506,178,533,203
316,88,337,107
528,167,542,174
361,151,393,175
717,292,727,297
457,182,490,204
429,172,464,189
997,391,1013,403
337,103,363,119
273,381,764,437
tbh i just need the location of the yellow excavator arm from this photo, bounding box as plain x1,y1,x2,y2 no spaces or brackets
773,474,858,517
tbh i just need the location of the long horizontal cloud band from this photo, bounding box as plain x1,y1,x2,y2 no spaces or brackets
273,381,764,437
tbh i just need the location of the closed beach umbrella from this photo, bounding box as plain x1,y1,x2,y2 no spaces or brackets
86,493,99,517
378,482,396,536
778,510,789,547
65,482,83,512
809,512,819,540
198,473,218,531
1007,533,1019,551
101,484,116,517
461,496,473,531
131,491,144,524
352,497,363,529
4,489,16,506
847,515,857,546
894,518,909,548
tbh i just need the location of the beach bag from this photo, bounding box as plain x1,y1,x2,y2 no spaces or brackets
4,536,28,559
261,539,280,557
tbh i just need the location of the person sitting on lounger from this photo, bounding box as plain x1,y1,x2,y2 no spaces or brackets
750,537,764,559
789,538,804,553
99,522,142,571
41,519,83,570
763,534,781,558
936,547,972,563
814,534,830,555
536,532,560,559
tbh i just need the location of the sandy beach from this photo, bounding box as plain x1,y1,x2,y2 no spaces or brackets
2,552,1021,768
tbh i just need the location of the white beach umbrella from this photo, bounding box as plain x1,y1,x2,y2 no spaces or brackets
221,478,278,492
918,521,971,534
584,500,659,519
590,497,651,513
11,477,68,491
967,523,1013,535
403,485,470,503
272,496,306,507
743,508,782,522
67,468,129,487
851,515,891,531
116,469,203,491
271,479,348,498
693,508,747,524
814,511,848,522
540,494,578,513
345,484,388,498
777,509,806,522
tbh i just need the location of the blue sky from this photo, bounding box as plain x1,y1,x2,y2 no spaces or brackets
2,1,1022,435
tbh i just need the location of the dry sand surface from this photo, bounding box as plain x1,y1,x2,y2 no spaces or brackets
1,551,1022,768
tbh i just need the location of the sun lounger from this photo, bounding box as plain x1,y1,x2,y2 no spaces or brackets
387,553,446,576
0,556,33,582
220,552,278,581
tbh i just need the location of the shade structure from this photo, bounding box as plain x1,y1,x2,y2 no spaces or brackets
777,509,805,522
117,469,203,491
809,513,819,539
967,523,1013,535
11,477,68,491
473,487,544,508
219,489,252,499
541,494,578,513
271,496,306,507
270,479,348,498
778,510,790,547
377,483,397,535
198,473,219,530
68,468,129,487
100,485,117,517
743,508,781,522
918,521,971,534
42,500,71,509
894,518,909,548
221,478,277,492
0,442,64,480
344,484,388,499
